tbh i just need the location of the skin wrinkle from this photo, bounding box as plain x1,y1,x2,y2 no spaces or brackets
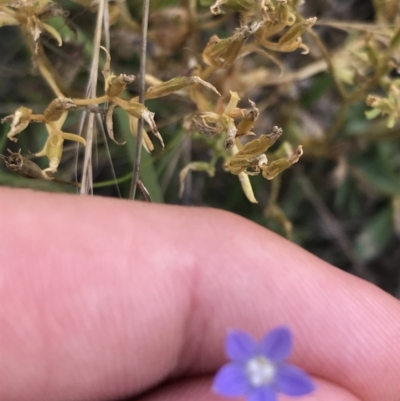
147,232,201,381
96,264,191,398
332,286,399,398
57,257,184,399
15,260,111,399
293,266,400,400
173,256,207,378
2,262,59,399
49,257,134,398
1,195,191,400
1,188,400,401
172,233,246,378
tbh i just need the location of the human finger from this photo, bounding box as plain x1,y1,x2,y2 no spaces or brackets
0,188,399,401
138,377,360,401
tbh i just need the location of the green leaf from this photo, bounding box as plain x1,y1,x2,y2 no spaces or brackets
354,206,393,263
301,73,334,108
114,108,164,203
351,157,400,197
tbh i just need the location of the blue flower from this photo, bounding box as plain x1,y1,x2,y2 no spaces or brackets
213,327,316,401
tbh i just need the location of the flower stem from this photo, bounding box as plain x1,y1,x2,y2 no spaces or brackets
129,0,150,200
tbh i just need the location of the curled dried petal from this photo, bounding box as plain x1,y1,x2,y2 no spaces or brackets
299,42,310,55
224,91,241,114
2,106,32,142
101,46,112,82
36,134,64,174
210,0,257,15
141,109,164,148
210,0,227,15
61,132,86,146
179,162,215,197
41,21,62,46
106,103,126,145
129,116,155,153
0,11,19,26
277,0,295,26
192,116,221,137
239,172,258,203
117,98,163,148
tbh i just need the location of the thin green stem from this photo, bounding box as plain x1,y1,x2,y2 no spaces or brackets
307,27,348,102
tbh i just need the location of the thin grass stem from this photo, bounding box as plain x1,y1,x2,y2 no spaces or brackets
129,0,150,200
80,0,106,194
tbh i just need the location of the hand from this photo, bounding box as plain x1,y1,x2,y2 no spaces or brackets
1,188,399,401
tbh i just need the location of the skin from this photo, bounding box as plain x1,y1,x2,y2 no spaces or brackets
1,187,400,401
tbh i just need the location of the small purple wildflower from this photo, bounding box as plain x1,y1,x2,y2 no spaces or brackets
213,327,315,401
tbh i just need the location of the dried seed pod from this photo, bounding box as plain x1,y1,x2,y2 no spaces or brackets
277,17,317,54
236,99,259,137
106,74,135,98
224,127,283,175
0,149,52,180
145,76,220,100
43,98,76,122
261,145,303,179
118,99,164,148
279,17,317,46
221,115,237,150
202,26,257,69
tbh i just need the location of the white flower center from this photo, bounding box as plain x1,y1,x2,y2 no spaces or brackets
246,356,276,387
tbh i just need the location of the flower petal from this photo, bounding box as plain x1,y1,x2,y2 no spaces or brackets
275,364,316,396
259,326,292,362
226,330,257,362
248,386,277,401
213,363,249,397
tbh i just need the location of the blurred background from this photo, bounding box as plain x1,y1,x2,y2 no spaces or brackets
1,0,400,295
